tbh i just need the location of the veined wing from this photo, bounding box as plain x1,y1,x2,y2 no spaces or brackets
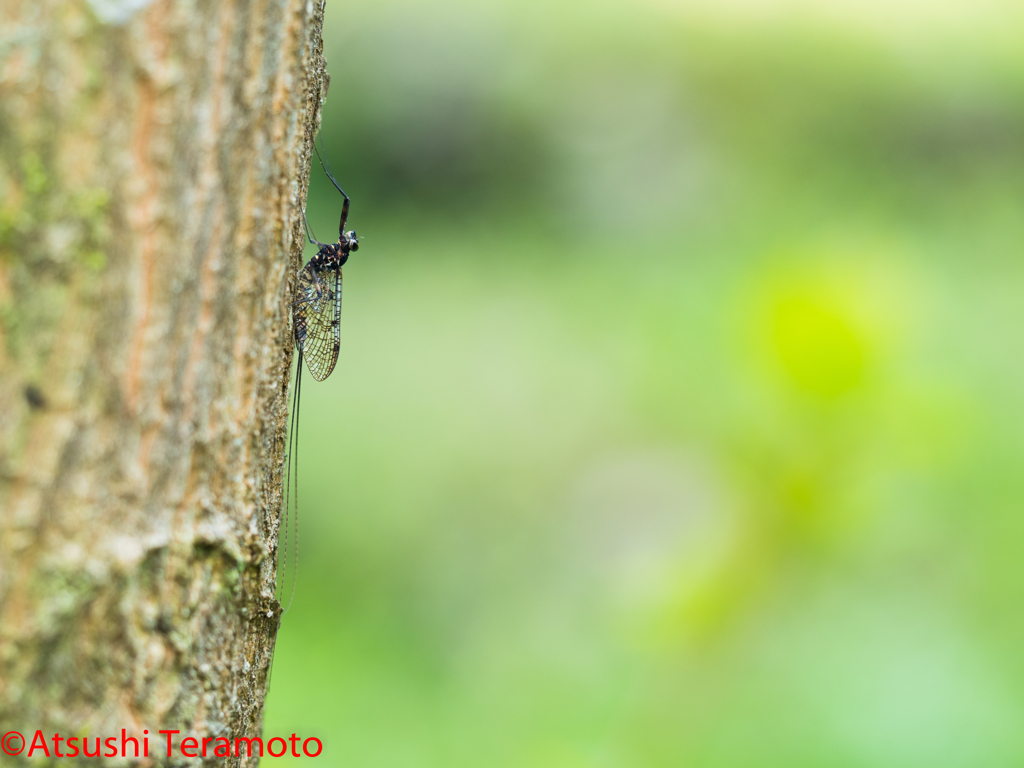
293,263,341,381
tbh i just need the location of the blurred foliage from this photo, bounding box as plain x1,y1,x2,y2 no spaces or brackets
266,1,1024,765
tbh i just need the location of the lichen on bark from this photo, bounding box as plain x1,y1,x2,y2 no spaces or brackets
0,0,328,764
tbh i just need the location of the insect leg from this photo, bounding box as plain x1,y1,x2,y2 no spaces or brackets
303,210,322,246
313,137,350,235
310,265,326,299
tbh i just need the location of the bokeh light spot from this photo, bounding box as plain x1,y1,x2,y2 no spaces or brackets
768,288,869,398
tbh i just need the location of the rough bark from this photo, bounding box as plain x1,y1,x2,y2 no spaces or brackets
0,0,326,764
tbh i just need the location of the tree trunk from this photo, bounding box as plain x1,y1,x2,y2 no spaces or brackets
0,0,325,763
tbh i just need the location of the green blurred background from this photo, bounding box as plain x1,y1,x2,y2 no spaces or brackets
265,0,1024,764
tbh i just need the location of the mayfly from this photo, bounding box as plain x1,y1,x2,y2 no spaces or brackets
278,137,359,615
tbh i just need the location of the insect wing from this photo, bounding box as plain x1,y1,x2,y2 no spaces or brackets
293,264,341,381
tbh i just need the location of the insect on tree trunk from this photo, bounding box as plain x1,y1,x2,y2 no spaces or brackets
0,0,325,763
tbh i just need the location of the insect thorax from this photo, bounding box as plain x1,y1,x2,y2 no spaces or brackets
313,243,349,271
